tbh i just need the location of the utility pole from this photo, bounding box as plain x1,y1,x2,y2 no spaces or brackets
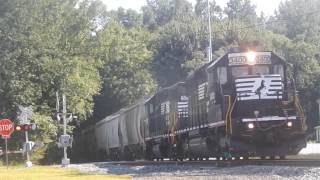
207,0,213,62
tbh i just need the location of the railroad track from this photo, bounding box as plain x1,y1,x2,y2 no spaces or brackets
108,159,320,167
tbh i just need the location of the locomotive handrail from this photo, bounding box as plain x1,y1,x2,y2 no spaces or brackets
224,95,231,135
228,95,237,135
291,78,306,131
168,111,178,144
294,94,306,131
224,95,236,136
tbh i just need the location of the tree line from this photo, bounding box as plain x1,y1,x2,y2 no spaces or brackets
0,0,319,163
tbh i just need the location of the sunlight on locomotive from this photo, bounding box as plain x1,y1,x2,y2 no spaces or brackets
246,51,256,65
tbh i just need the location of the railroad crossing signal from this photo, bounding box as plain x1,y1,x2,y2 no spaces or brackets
15,124,37,132
17,105,33,125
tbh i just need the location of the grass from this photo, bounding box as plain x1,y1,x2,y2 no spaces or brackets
0,165,131,180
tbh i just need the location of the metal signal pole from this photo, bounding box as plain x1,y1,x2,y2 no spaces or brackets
55,92,71,167
207,0,213,62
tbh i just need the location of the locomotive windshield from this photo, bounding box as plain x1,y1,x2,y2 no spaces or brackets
231,66,248,78
231,65,270,78
252,65,269,75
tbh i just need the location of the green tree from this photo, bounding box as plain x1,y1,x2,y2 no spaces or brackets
93,21,156,120
224,0,258,24
273,0,320,47
0,0,104,163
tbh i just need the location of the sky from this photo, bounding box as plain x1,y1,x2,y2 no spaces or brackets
101,0,284,16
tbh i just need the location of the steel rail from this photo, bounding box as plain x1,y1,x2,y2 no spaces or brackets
106,159,320,167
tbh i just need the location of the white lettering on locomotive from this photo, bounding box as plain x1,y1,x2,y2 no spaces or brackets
228,52,271,66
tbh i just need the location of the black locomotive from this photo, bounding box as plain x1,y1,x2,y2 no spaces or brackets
73,49,307,161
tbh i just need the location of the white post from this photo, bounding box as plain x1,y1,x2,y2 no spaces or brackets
56,91,60,112
5,138,8,169
25,131,32,167
61,94,70,166
317,99,320,142
317,127,320,142
207,0,213,62
317,98,320,120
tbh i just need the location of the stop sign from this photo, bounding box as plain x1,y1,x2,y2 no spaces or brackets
0,119,14,138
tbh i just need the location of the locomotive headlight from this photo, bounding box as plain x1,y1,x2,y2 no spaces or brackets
246,51,256,65
287,121,293,127
248,123,255,129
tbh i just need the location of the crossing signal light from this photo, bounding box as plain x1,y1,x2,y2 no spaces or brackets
15,124,37,132
15,125,22,131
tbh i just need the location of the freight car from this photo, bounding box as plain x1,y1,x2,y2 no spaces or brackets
73,98,150,161
73,49,307,161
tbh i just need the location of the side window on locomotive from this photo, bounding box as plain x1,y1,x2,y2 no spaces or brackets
149,104,153,114
217,67,227,85
274,64,284,78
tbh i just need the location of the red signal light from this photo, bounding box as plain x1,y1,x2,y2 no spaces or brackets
15,125,22,131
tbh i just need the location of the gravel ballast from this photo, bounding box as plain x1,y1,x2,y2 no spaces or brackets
67,144,320,179
68,162,320,180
